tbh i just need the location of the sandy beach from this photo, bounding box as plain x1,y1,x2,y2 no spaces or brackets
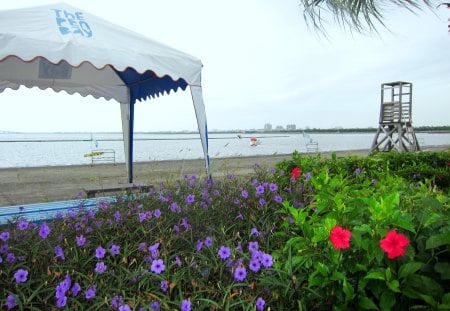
0,146,447,207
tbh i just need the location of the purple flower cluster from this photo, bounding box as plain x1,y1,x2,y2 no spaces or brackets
54,275,80,308
39,222,51,239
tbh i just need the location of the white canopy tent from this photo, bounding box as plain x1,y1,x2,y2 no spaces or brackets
0,2,210,182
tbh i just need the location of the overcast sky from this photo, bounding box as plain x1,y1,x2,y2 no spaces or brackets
1,0,449,132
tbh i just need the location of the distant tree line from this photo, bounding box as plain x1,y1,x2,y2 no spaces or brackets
209,125,450,134
278,126,450,133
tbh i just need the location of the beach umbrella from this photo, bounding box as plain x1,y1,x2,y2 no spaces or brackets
0,2,210,182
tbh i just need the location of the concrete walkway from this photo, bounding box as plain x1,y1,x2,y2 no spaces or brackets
1,147,447,207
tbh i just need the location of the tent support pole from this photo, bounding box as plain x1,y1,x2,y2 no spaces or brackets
128,101,134,183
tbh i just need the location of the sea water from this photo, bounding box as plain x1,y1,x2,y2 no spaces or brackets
0,132,449,168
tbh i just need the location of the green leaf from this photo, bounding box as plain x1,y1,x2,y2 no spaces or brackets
324,217,338,232
421,197,442,210
316,262,329,277
331,271,345,281
358,297,379,310
385,267,392,282
311,227,329,243
426,232,450,249
365,271,385,281
380,291,396,311
343,278,355,301
442,292,450,304
435,262,450,280
387,280,400,293
398,262,423,279
390,214,416,233
419,294,437,308
422,212,443,228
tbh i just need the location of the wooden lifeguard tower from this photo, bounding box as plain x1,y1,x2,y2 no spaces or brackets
370,81,420,153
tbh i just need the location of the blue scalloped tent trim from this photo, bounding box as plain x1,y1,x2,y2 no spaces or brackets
115,68,188,104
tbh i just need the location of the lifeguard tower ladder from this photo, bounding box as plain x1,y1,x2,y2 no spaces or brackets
370,81,420,153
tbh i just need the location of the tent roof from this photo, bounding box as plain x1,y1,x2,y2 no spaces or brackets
0,2,203,103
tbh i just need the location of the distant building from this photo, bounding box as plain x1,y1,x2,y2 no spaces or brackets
286,124,296,130
264,123,272,131
275,125,284,131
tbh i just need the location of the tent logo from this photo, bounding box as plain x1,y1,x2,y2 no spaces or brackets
52,9,92,38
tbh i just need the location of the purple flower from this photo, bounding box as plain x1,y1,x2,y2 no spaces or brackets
95,261,107,274
6,252,15,263
181,299,191,311
259,198,266,207
119,304,131,311
161,280,169,292
196,240,203,252
111,295,124,309
250,227,259,236
170,202,181,213
249,241,259,253
204,236,213,248
234,266,247,282
261,253,273,268
76,235,86,247
305,172,312,181
151,301,160,310
256,185,265,195
148,242,160,259
173,256,182,266
236,242,243,252
114,211,121,222
95,246,106,259
354,168,361,175
151,259,165,274
0,231,10,241
249,258,261,273
55,245,65,261
180,218,190,229
39,222,51,239
71,283,81,296
56,295,67,308
14,268,28,283
256,297,265,311
139,242,147,252
17,220,29,230
274,195,283,203
0,256,2,264
0,243,9,253
85,285,96,299
218,246,231,260
269,183,278,192
185,194,195,204
110,244,120,256
5,295,17,310
241,189,248,199
154,209,161,218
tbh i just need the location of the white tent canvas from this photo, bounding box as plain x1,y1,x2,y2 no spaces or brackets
0,2,210,182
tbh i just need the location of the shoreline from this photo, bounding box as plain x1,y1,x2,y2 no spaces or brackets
1,146,448,207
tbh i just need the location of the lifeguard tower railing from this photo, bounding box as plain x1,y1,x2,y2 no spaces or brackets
370,81,420,153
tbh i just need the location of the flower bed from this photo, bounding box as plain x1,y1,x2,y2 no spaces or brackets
1,150,449,310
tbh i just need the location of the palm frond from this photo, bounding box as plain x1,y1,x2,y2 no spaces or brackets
300,0,434,33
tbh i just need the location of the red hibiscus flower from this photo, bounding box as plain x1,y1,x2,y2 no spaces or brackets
380,230,410,259
329,226,351,250
291,167,301,179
